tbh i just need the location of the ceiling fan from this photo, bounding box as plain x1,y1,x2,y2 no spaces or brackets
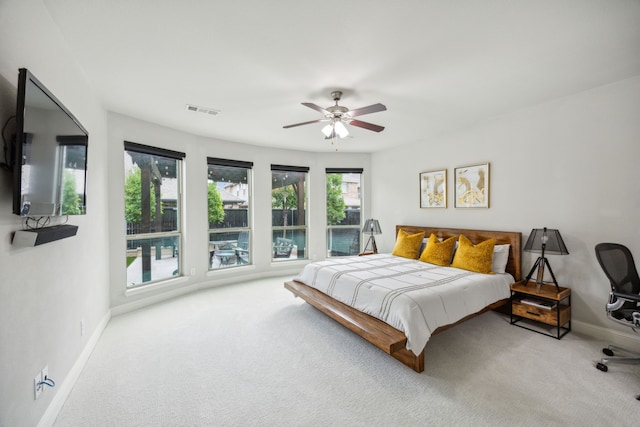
283,91,386,140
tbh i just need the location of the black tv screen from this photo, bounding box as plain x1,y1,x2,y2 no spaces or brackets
13,68,88,216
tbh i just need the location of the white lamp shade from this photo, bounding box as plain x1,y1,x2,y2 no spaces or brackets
334,121,349,138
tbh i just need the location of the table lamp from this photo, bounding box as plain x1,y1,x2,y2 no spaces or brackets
523,227,569,290
362,219,382,254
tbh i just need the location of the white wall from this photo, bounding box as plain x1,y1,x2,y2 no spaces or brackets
371,76,640,338
0,1,110,426
107,113,371,312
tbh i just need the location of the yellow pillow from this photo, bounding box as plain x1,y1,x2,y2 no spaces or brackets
419,234,457,266
451,235,496,274
392,229,425,259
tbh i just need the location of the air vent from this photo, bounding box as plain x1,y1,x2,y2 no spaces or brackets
185,104,220,116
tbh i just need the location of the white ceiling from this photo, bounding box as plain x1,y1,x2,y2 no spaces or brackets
43,0,640,153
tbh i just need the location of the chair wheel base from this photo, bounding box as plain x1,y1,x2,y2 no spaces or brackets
602,348,615,357
596,362,608,372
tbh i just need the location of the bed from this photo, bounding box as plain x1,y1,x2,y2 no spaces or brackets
284,225,522,372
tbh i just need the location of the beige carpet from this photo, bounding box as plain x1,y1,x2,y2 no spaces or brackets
54,276,640,426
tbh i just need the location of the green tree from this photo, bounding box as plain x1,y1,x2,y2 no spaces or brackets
271,186,297,209
207,182,225,225
61,170,81,214
326,174,346,224
124,166,157,223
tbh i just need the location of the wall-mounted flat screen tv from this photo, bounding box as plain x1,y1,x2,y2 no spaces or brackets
13,68,88,216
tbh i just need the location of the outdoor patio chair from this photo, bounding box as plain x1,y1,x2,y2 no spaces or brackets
213,241,237,266
273,237,294,258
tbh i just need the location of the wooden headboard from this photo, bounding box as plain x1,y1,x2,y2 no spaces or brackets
396,225,522,281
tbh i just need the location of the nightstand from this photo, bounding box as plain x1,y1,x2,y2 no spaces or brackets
510,281,571,339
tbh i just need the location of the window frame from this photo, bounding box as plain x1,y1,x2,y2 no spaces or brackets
124,141,185,288
326,168,363,257
271,164,309,262
207,157,253,270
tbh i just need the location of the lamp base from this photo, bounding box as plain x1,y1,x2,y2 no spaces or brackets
524,256,559,290
363,235,378,254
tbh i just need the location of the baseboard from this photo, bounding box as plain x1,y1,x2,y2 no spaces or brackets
37,310,112,427
572,319,640,352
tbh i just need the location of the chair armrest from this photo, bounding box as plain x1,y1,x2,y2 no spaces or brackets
612,291,640,303
607,291,640,312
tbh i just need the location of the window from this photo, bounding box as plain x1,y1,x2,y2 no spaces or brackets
271,164,308,261
207,158,253,269
326,168,363,256
124,142,184,287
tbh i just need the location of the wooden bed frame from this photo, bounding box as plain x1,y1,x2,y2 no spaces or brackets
284,225,522,373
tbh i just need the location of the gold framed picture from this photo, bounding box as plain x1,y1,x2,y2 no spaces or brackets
454,163,489,208
420,169,447,208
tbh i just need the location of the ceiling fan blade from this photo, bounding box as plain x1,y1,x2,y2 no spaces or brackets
283,119,324,129
348,119,385,132
302,102,330,115
346,103,387,117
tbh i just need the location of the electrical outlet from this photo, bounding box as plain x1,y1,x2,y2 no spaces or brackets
190,267,196,276
34,371,43,399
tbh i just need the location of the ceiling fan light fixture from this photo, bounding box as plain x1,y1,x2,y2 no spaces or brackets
321,123,334,137
334,121,349,138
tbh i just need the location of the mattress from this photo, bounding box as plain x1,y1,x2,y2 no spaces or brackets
293,253,514,355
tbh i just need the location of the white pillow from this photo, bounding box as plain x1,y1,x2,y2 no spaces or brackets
418,237,428,255
450,240,459,264
492,244,510,274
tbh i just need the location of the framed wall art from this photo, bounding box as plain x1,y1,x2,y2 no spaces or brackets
420,169,447,208
454,163,489,208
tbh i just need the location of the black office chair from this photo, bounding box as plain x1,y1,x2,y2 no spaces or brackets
594,243,640,398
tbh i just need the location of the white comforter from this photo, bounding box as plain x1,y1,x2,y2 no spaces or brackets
293,254,513,355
